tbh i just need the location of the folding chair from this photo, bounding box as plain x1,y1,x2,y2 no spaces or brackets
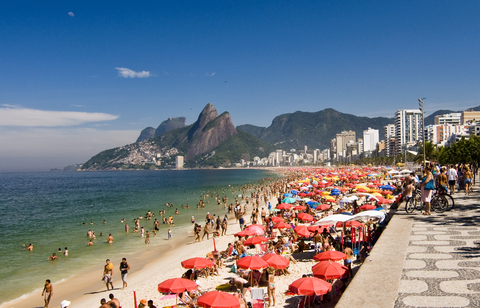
250,288,268,308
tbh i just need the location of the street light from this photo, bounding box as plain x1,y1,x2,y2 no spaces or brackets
418,98,426,169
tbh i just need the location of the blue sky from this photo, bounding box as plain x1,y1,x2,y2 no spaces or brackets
1,1,479,171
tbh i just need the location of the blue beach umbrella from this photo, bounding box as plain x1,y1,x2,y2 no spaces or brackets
290,190,299,195
330,191,340,196
284,193,293,197
282,197,297,204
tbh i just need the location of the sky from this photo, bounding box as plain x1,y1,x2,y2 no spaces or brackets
1,1,480,171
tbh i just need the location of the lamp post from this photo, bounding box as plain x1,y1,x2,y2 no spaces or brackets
418,98,426,169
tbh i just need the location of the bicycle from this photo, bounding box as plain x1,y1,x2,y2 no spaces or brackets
405,185,449,213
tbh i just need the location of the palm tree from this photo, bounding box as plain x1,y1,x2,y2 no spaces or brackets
414,141,438,164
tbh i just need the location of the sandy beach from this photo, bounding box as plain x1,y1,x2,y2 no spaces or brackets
3,167,382,308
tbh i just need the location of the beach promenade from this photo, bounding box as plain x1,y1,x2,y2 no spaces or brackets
337,184,480,308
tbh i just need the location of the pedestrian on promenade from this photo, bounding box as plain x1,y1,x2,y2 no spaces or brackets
447,164,458,194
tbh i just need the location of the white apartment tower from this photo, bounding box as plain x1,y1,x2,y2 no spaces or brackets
384,124,396,157
395,109,423,153
363,128,379,152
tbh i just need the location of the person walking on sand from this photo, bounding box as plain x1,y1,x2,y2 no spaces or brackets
42,279,53,308
103,259,114,290
119,258,130,289
145,231,150,244
168,228,172,240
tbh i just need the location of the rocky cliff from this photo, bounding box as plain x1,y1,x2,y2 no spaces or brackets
136,117,187,142
185,111,237,160
155,117,186,136
136,127,156,142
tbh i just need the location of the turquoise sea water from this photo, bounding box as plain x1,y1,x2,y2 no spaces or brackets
0,169,272,305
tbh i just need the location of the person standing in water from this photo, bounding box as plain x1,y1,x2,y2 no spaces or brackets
41,279,53,308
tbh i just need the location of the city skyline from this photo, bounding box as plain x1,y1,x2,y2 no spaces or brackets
1,1,480,171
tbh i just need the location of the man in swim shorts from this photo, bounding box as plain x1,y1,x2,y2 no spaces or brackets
42,279,53,308
103,259,114,290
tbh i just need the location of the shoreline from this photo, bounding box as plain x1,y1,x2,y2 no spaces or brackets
1,209,259,308
0,223,194,308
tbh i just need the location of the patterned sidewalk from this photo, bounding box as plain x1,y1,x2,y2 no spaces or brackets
395,188,480,307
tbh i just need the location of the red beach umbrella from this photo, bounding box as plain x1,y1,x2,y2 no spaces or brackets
236,255,269,270
297,213,314,222
277,203,293,210
261,253,290,269
377,198,393,205
317,204,331,211
245,225,265,236
235,230,256,237
274,222,292,229
312,260,348,280
243,236,269,246
270,216,284,224
313,251,347,262
293,205,307,211
181,257,215,269
294,225,311,237
158,278,197,294
360,204,377,210
288,277,332,296
336,220,363,228
198,291,240,308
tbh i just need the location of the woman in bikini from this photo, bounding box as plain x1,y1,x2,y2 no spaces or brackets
267,268,276,307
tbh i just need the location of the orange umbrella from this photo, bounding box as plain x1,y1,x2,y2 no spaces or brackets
293,205,307,210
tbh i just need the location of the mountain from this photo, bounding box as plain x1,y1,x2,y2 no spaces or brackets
237,108,394,150
136,117,186,142
81,104,272,170
136,127,156,142
155,117,186,136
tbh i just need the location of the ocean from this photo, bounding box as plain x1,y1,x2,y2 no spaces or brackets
0,169,273,305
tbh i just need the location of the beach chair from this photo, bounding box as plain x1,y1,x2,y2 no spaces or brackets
250,288,268,308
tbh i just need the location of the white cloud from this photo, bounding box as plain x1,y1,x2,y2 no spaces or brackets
0,128,139,172
115,67,151,78
68,12,74,17
205,72,216,77
0,106,118,127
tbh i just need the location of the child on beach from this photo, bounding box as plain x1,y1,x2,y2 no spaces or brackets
168,229,172,240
